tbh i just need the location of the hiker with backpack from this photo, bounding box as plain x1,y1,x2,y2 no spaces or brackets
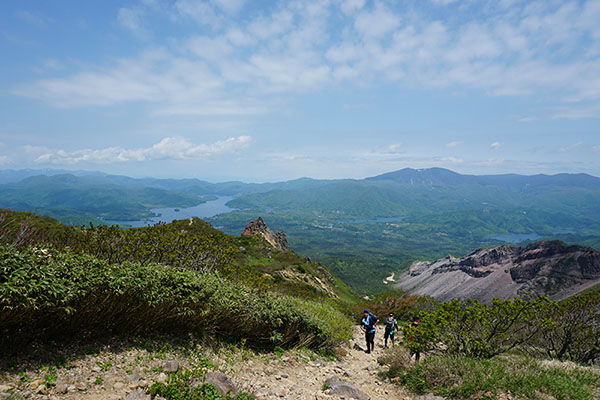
360,309,379,354
383,312,399,348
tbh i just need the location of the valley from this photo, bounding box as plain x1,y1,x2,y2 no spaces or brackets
1,167,600,294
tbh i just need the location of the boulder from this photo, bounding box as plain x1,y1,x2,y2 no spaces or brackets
204,372,239,396
124,388,150,400
163,360,179,373
414,394,446,400
324,376,370,400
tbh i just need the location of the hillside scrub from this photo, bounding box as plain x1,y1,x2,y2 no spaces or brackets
0,245,352,351
401,295,600,364
384,350,600,400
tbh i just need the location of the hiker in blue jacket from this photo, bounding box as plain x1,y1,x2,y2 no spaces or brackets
360,309,379,354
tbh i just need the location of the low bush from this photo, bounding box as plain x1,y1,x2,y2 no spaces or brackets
384,350,600,400
0,245,351,350
402,295,600,364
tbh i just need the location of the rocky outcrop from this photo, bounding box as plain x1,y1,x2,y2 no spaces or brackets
397,240,600,303
241,217,290,251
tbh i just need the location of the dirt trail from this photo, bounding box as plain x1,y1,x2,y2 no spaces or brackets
0,326,412,400
232,325,412,400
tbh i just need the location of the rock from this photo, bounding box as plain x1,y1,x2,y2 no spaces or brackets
414,395,446,400
0,385,11,393
67,385,77,392
92,366,101,372
128,372,141,383
324,376,370,400
156,373,168,384
36,384,47,394
55,383,68,394
280,374,289,379
113,382,125,390
398,240,600,303
353,343,367,352
124,388,150,400
204,372,239,396
163,360,179,373
241,217,290,251
76,382,87,391
390,377,401,383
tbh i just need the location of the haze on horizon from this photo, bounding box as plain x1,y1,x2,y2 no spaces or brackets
1,0,599,182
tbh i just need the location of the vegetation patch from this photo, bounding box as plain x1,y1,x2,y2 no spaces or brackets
0,245,351,351
386,352,600,400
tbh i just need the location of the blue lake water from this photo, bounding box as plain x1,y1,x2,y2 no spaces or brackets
486,233,542,243
105,196,236,228
338,216,406,224
487,230,577,244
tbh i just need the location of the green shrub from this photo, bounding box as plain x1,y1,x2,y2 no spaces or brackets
0,245,350,350
387,352,600,400
534,292,600,364
406,297,555,359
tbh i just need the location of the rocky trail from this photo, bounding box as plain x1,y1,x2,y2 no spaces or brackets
232,326,413,400
0,326,424,400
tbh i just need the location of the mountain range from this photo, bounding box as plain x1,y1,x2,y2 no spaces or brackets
1,167,600,293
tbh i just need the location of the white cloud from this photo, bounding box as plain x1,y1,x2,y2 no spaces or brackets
559,142,584,152
212,0,245,13
446,141,463,148
593,145,600,152
430,0,458,5
27,136,252,165
11,1,600,121
174,0,220,25
339,0,365,15
15,10,51,27
441,157,464,163
491,142,502,149
117,7,146,35
354,2,400,38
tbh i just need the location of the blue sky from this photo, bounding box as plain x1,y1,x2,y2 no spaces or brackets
1,0,599,181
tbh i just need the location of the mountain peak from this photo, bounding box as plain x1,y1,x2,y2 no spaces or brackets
241,217,290,251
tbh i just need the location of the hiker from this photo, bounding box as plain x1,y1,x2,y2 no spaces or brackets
384,312,399,348
408,316,421,361
360,309,379,354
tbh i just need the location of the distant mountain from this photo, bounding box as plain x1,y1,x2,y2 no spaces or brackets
0,174,202,222
2,167,600,294
396,240,600,303
0,168,107,184
367,167,600,189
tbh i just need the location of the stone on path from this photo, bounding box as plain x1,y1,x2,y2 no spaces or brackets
325,376,370,400
353,342,367,352
204,372,239,396
163,360,179,373
124,388,150,400
414,394,446,400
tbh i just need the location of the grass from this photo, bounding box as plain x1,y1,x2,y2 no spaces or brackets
383,347,600,400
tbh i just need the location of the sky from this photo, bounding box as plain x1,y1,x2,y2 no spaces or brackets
1,0,599,182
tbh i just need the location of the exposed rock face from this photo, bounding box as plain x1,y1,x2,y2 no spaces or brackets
241,217,290,251
397,240,600,303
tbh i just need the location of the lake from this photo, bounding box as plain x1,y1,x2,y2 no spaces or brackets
338,216,406,224
486,233,541,244
105,196,236,228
